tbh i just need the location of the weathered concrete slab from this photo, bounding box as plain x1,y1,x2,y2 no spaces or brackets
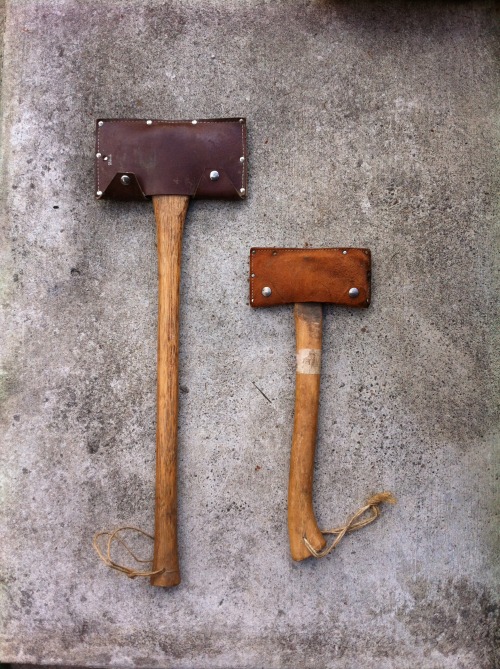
0,1,498,667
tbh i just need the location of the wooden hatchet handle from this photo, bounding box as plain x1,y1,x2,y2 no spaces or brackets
288,303,327,560
151,194,190,587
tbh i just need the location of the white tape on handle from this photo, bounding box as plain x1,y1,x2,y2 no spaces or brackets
296,348,322,375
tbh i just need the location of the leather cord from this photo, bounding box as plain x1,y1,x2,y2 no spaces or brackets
303,491,396,558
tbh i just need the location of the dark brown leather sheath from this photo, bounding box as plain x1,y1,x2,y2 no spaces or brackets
95,118,247,201
250,248,371,308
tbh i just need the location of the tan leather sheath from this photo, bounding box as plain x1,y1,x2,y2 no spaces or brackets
250,247,371,308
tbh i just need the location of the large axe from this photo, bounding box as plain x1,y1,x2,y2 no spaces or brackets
95,118,247,586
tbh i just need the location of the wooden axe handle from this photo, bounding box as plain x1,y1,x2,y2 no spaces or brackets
151,194,189,587
288,303,327,560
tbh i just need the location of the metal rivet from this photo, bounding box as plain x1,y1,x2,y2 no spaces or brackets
210,170,220,181
192,120,197,125
239,118,244,123
251,273,255,278
349,287,359,298
146,120,152,125
95,152,102,158
240,156,245,163
96,190,103,196
272,251,277,256
98,121,104,127
121,175,131,185
240,188,246,194
251,250,256,255
262,287,272,297
342,250,347,255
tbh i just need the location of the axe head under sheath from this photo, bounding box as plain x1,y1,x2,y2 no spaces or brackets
249,247,371,308
95,118,247,201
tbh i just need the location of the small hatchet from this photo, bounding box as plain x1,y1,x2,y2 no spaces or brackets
95,118,247,586
250,247,371,560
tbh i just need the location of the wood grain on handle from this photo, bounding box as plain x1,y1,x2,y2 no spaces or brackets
288,303,326,561
151,195,190,587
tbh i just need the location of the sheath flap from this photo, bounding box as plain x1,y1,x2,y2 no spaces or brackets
101,172,148,201
250,248,371,308
95,118,247,200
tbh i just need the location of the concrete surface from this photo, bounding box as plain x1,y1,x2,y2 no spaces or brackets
0,1,498,667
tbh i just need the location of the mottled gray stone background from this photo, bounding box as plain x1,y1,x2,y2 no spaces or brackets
0,1,498,668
